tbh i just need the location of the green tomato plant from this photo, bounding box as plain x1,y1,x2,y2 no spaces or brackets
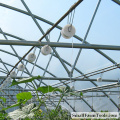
1,75,83,120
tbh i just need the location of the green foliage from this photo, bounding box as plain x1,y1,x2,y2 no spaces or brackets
80,92,83,96
5,76,79,120
16,92,32,103
3,92,32,111
10,75,41,87
0,97,6,103
0,110,11,120
0,112,7,120
37,86,62,94
101,110,108,112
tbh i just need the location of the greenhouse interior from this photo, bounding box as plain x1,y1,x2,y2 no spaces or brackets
0,0,120,119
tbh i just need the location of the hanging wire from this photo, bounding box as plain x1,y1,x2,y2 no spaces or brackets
69,37,74,99
118,77,120,111
92,92,94,111
11,67,18,104
71,9,75,25
21,60,28,76
100,71,103,79
67,8,75,25
70,37,74,87
73,81,75,110
46,32,51,110
33,46,37,54
31,49,41,74
67,9,76,33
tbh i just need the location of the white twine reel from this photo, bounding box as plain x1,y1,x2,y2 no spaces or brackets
61,29,71,39
41,45,52,55
27,53,36,63
61,24,76,39
97,77,102,82
18,64,25,71
10,71,17,78
70,86,75,91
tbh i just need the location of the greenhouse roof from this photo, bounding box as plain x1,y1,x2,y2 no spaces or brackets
0,0,120,113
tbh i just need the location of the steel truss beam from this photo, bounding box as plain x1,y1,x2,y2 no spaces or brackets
1,40,120,50
0,76,118,82
52,63,120,87
75,82,120,93
2,88,120,93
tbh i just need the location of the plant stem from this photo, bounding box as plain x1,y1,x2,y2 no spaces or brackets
31,82,41,103
55,94,64,112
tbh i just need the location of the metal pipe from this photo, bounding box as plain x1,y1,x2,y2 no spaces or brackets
0,76,118,82
1,40,120,50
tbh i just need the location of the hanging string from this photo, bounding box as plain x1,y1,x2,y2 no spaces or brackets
73,81,75,110
21,60,27,76
67,9,75,25
11,67,18,106
118,87,120,112
31,48,41,74
92,92,93,111
33,46,37,54
100,71,103,79
47,30,51,101
67,12,70,24
71,9,75,25
70,37,74,87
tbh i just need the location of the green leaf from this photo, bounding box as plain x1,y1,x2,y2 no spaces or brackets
10,75,41,87
0,97,6,103
37,86,62,94
16,92,33,103
80,92,83,96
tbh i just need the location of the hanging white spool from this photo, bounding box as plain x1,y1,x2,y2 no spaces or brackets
97,77,102,82
18,64,25,71
10,71,17,78
70,86,75,91
41,45,52,55
61,29,71,39
61,24,76,39
27,53,36,63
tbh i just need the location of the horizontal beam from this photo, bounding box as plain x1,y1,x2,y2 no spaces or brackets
2,88,120,93
75,82,120,93
0,40,120,50
0,76,118,82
